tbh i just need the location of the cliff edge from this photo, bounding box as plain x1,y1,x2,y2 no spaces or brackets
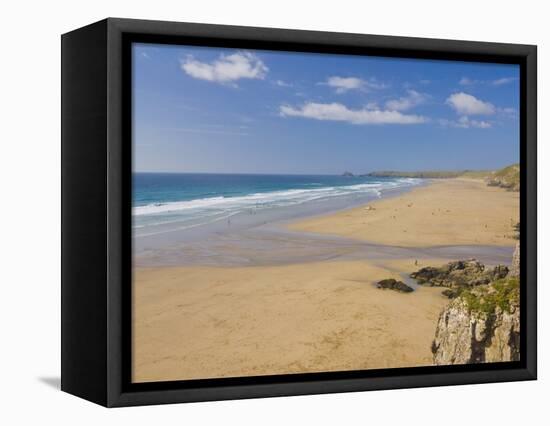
431,277,520,364
414,244,521,365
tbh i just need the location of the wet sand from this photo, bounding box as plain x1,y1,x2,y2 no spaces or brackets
132,178,519,382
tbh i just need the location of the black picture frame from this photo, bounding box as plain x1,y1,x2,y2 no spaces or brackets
61,17,537,407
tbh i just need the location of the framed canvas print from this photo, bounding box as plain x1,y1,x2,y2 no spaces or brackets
61,18,537,407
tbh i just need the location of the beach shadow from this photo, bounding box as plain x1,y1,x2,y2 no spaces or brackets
38,376,61,390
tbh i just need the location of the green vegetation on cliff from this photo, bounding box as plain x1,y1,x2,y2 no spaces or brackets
366,163,519,192
458,277,519,315
486,163,520,191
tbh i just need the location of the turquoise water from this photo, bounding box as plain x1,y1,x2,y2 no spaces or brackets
133,173,421,236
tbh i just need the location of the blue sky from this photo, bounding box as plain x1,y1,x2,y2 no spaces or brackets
133,43,520,174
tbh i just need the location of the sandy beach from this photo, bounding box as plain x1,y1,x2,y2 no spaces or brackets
132,178,519,382
289,179,519,247
133,261,447,382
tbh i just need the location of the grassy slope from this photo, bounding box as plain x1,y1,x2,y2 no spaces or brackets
458,277,519,315
367,164,519,191
486,164,520,191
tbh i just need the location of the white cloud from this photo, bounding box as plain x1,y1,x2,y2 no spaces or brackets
440,116,492,129
365,101,380,110
459,77,478,86
385,90,427,111
492,77,516,86
279,102,426,125
181,51,268,85
274,79,292,87
460,76,517,87
326,76,363,93
323,76,386,93
446,92,495,115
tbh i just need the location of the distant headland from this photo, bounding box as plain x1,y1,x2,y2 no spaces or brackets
342,164,519,192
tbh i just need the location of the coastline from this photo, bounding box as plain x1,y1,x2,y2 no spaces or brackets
132,178,519,382
288,178,519,247
133,176,423,263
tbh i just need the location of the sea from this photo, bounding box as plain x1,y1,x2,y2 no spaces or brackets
133,173,421,239
131,173,515,268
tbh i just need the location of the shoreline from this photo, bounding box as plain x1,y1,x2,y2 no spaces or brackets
288,178,519,248
133,177,423,240
132,178,519,382
133,180,425,267
134,179,515,268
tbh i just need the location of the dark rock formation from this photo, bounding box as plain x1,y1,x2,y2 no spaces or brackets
376,278,414,293
410,259,508,289
342,171,354,177
441,289,459,299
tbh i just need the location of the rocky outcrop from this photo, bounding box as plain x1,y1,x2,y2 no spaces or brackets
509,242,520,278
375,278,414,293
410,259,508,289
342,171,354,177
432,280,520,364
431,252,520,364
441,289,459,299
429,226,521,365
